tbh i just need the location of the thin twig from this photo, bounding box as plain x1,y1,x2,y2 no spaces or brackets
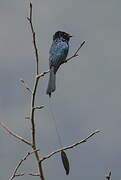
0,122,32,146
16,173,40,177
63,40,86,64
36,70,50,79
9,149,39,180
27,3,45,180
20,79,33,94
14,173,25,177
27,2,39,75
33,106,45,110
28,173,40,176
10,173,40,178
40,130,100,162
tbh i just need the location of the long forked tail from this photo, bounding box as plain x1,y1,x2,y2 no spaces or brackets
46,66,56,97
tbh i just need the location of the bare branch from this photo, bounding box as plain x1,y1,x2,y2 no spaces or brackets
9,149,39,180
63,40,86,64
20,79,33,94
14,173,40,177
14,173,25,177
0,122,32,146
27,3,45,180
33,106,45,110
40,130,100,162
11,173,40,178
28,173,40,176
27,2,39,75
30,76,44,179
36,70,50,79
73,41,85,56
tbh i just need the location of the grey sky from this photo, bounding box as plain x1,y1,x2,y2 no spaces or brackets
0,0,121,179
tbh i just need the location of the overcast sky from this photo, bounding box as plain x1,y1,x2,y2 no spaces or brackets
0,0,121,179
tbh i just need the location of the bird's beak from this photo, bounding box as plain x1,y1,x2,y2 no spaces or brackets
69,35,72,38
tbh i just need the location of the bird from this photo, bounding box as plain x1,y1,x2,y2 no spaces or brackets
46,31,72,97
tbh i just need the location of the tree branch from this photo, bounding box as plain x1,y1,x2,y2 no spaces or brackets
0,122,32,146
28,173,40,176
33,106,45,110
27,3,45,180
9,149,39,180
40,130,100,162
13,173,25,177
36,70,50,79
27,2,39,75
63,40,85,64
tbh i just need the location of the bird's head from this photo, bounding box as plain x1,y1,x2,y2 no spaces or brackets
53,31,72,42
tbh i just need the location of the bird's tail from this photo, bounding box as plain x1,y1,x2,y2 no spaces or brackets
46,66,56,97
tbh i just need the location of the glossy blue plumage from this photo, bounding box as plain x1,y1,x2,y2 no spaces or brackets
46,31,71,97
49,39,69,73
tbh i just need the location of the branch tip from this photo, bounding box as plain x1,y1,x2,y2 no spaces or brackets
0,122,32,146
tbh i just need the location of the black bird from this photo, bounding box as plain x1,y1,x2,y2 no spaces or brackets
46,31,72,97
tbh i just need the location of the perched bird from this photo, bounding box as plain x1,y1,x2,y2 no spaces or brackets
46,31,72,97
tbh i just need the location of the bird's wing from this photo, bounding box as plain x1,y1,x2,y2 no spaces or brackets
49,40,69,72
